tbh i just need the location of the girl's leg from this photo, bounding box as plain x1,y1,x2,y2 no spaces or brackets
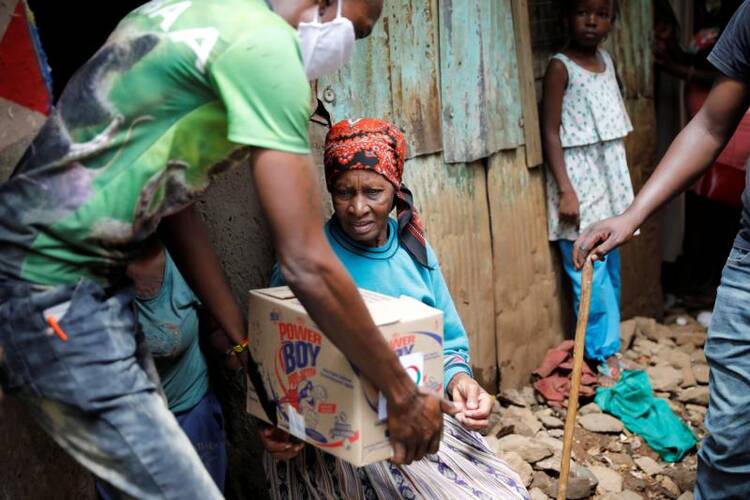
606,248,622,306
603,248,623,362
558,241,620,361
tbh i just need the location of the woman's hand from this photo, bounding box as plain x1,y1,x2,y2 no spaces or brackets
447,373,493,431
573,212,640,269
257,424,305,461
558,190,580,228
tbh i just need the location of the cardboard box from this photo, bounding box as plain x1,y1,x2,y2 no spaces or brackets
246,286,444,466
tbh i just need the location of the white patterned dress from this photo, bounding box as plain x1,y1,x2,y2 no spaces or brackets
545,49,636,241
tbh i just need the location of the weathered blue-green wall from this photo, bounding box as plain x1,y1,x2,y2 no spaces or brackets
438,0,524,162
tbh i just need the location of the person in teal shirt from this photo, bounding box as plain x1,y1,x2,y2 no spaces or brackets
97,238,228,496
133,248,211,416
262,119,529,500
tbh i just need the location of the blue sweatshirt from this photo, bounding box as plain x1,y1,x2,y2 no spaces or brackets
270,217,472,390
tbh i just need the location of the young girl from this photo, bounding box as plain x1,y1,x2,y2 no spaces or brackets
542,0,634,369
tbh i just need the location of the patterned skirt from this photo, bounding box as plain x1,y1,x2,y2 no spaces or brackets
263,415,530,499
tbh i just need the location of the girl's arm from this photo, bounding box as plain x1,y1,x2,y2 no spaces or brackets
431,265,472,391
542,59,579,226
573,76,750,267
159,206,247,349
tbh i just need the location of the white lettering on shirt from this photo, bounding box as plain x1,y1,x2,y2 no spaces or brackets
148,1,192,32
169,28,219,73
137,1,219,73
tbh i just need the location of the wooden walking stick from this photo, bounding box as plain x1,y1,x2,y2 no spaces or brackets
557,256,595,500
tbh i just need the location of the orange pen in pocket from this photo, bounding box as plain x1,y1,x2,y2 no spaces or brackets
46,316,68,342
44,301,71,342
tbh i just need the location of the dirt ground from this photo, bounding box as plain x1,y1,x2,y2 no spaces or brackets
485,307,708,499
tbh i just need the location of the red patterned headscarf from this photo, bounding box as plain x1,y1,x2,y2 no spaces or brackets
324,118,428,267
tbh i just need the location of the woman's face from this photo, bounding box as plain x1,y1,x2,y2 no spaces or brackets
331,170,395,247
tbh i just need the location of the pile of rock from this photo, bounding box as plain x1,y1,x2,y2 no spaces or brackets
486,314,708,499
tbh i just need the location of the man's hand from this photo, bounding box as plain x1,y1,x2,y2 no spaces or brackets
206,329,244,371
447,373,493,431
559,190,580,228
257,424,304,461
387,387,456,465
573,212,640,269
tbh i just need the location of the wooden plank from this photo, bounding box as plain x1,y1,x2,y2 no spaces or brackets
606,1,662,318
403,155,498,391
317,0,442,158
606,0,654,99
487,147,566,389
512,0,543,168
438,0,524,163
620,97,663,319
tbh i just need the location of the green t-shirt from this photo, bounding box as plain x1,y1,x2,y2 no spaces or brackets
0,0,311,285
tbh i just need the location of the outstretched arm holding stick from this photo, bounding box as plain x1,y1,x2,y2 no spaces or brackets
573,76,750,268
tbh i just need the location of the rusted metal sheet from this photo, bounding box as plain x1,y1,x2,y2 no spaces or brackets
607,2,663,318
439,0,524,163
317,0,442,158
620,97,663,319
403,154,497,391
512,0,544,168
606,0,653,99
487,147,566,389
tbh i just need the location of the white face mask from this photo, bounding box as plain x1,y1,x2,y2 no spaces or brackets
298,0,356,81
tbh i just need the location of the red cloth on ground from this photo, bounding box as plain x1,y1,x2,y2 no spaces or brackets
533,340,598,407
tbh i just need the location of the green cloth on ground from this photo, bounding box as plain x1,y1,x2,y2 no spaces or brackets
594,370,697,462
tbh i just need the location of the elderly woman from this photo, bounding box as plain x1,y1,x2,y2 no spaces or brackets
261,118,529,499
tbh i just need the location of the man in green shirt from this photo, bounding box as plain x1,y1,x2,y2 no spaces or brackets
0,1,451,497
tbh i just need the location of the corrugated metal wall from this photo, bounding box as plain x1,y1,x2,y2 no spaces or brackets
609,1,663,319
